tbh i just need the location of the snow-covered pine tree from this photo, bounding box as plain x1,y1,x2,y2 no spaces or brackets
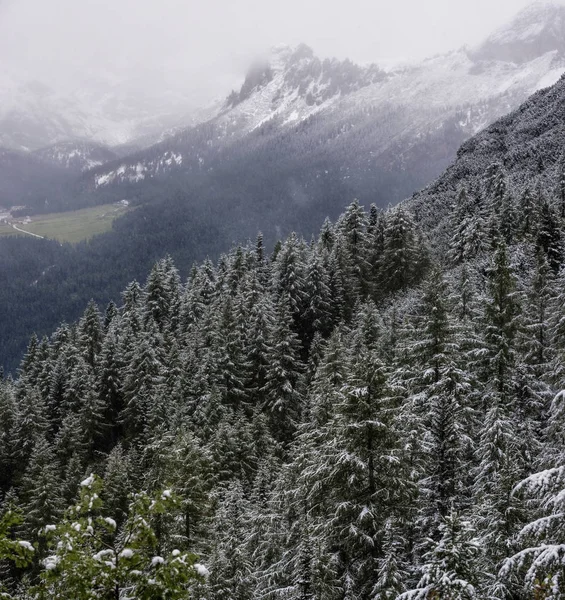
473,241,524,593
499,389,565,598
380,208,425,294
399,511,480,599
77,300,103,369
261,297,304,444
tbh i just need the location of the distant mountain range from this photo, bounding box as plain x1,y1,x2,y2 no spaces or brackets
0,68,215,152
3,2,565,221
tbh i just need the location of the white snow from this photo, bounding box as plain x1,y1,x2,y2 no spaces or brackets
95,173,112,187
133,163,146,182
194,563,210,577
44,555,59,570
536,67,564,90
151,556,165,566
486,2,560,47
119,548,134,559
284,110,300,125
490,21,545,45
104,517,117,529
80,474,95,488
162,151,182,167
18,541,34,552
94,549,115,562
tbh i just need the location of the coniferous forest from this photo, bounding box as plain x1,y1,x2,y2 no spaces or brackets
2,149,565,598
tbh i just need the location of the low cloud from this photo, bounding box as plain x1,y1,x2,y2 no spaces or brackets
0,0,546,105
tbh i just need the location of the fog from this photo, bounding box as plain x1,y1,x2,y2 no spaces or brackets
0,0,555,105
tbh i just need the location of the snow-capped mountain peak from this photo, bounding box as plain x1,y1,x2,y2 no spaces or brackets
219,43,385,135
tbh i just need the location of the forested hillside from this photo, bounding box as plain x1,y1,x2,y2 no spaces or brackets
3,4,565,374
0,149,73,209
1,152,565,597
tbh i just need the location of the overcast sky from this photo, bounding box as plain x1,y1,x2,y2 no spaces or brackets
0,0,555,104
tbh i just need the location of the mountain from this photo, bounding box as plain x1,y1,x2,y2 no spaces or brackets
472,0,565,63
6,3,565,218
80,2,565,227
0,69,212,152
408,71,565,247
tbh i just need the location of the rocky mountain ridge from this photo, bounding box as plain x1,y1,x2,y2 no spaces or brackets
83,2,565,213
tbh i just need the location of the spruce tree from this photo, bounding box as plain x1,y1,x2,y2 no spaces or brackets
19,437,64,541
399,511,479,599
473,242,523,592
77,300,103,369
314,351,407,598
380,209,424,294
302,250,333,344
261,298,303,444
537,197,563,273
337,199,370,298
205,481,254,600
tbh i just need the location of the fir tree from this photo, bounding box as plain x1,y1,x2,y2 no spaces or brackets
537,197,563,273
205,481,254,600
381,209,425,293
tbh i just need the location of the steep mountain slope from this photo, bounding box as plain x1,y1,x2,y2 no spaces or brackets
472,0,565,63
408,71,565,247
